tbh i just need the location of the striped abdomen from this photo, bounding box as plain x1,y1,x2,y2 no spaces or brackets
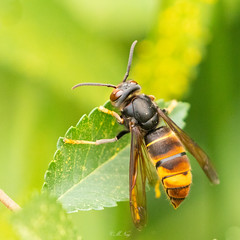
145,126,192,208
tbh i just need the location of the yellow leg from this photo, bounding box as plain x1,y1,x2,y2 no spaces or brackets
64,137,117,145
166,100,177,114
98,106,123,124
64,139,96,144
64,107,127,145
154,181,161,198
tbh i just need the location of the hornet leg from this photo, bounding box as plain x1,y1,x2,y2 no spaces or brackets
98,106,124,124
154,180,161,198
64,130,129,145
64,106,126,145
163,100,178,115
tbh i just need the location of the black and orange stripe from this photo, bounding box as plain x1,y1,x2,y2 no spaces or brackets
145,126,192,208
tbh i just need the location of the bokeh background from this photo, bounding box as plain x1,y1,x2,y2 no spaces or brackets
0,0,240,239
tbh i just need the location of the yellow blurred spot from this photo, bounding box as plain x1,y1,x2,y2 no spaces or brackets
133,0,216,100
184,47,202,66
200,0,217,4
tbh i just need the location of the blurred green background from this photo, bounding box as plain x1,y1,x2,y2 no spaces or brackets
0,0,240,239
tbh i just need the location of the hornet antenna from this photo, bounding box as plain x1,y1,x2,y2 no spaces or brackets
122,40,138,82
72,82,116,90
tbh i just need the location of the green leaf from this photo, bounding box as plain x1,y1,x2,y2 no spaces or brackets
11,193,81,240
43,100,190,213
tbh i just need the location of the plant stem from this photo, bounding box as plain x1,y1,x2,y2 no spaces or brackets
0,189,21,211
